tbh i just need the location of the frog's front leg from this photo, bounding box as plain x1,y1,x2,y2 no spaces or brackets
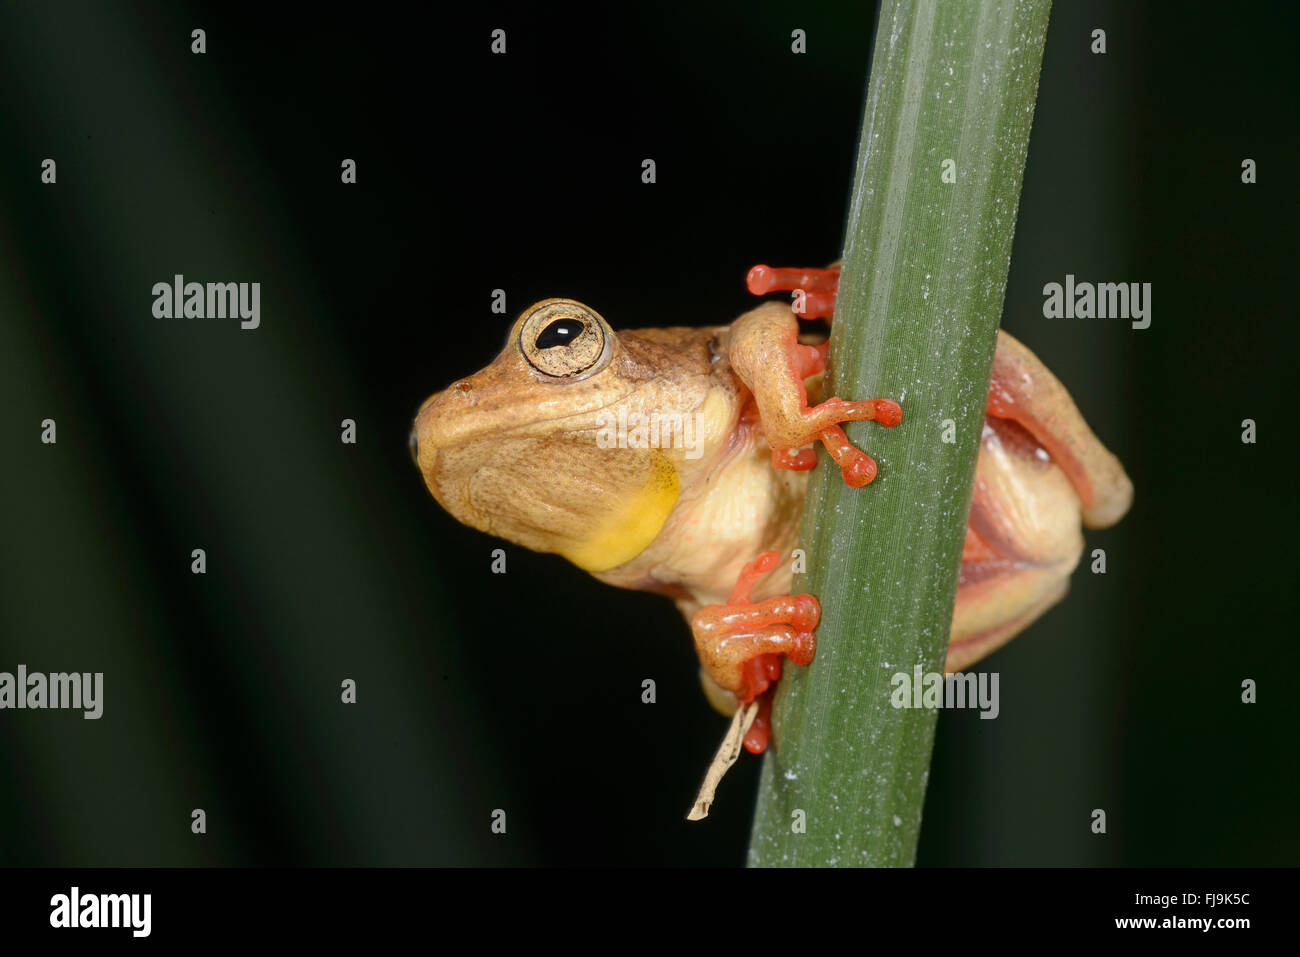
688,551,819,754
726,298,901,487
691,267,901,752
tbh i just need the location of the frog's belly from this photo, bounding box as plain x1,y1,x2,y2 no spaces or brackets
603,428,808,607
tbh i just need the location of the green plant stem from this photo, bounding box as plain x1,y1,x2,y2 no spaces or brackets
747,0,1052,867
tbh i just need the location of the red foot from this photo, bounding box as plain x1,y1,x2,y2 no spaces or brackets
821,424,877,486
718,551,819,755
747,264,841,319
770,399,903,487
748,262,904,487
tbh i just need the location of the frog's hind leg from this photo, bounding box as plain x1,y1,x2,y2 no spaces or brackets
985,330,1133,529
947,416,1085,672
946,333,1133,671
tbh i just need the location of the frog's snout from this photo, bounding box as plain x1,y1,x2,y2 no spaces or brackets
409,419,442,480
411,375,489,465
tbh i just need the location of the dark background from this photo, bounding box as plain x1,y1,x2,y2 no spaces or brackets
0,0,1295,866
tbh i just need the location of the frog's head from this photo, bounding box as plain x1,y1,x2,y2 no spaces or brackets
411,298,717,572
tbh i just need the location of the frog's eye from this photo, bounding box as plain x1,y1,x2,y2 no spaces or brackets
536,319,585,349
519,300,611,380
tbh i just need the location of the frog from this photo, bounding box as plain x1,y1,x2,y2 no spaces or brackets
410,263,1133,757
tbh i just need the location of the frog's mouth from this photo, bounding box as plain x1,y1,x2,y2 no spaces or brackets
419,430,680,574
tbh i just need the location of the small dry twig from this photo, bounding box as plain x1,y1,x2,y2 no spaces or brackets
686,701,759,821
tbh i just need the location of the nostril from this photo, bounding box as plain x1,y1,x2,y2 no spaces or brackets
454,381,472,394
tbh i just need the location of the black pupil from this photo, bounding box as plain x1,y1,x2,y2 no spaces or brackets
536,319,584,349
